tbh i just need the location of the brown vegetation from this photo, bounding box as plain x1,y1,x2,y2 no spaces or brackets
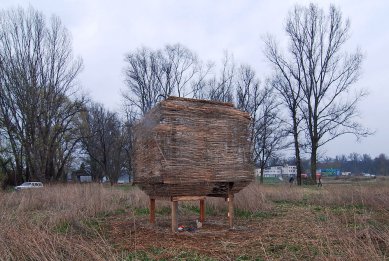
1,180,389,260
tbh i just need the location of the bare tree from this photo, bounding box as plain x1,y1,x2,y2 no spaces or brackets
0,7,84,183
207,52,235,103
122,106,137,180
254,86,288,184
123,44,210,116
264,41,305,185
190,61,214,100
236,64,263,150
123,47,162,115
164,44,200,97
236,65,287,183
265,3,369,182
79,103,125,184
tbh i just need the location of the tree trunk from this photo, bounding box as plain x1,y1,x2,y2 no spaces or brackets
292,115,303,185
310,145,317,184
295,145,302,185
260,166,264,184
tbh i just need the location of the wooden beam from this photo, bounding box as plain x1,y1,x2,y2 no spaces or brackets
171,200,178,232
149,198,155,224
171,196,206,201
199,199,205,223
228,192,234,228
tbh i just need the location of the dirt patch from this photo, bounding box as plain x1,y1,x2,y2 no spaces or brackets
104,202,387,260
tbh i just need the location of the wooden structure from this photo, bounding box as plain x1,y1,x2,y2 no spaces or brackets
133,97,254,231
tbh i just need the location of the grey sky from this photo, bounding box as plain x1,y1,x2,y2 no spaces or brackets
2,0,389,158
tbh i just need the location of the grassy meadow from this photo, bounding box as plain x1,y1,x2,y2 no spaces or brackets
1,178,389,260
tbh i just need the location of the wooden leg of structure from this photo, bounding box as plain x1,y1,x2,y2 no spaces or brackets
171,200,178,232
228,192,234,228
199,199,205,223
149,198,155,224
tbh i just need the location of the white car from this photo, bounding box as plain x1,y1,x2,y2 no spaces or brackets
15,182,43,191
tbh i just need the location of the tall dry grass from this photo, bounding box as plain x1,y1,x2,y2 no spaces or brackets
236,179,389,211
1,181,388,260
0,184,147,260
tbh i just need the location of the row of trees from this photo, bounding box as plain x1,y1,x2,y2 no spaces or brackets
123,3,369,184
0,8,84,184
123,45,289,184
0,3,369,187
78,103,134,184
0,7,132,186
272,153,389,176
318,153,389,176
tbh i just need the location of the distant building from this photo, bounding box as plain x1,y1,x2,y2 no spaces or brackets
256,165,297,178
69,169,92,183
282,165,297,176
79,175,92,182
256,166,280,177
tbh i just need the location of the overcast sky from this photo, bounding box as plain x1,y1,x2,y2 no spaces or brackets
2,0,389,158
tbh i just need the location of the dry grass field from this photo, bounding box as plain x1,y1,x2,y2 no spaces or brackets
1,178,389,260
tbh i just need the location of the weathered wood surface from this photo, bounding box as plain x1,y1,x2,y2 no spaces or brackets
133,96,254,197
149,198,155,224
200,199,205,223
171,196,206,201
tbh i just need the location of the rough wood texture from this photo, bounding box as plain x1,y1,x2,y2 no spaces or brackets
171,196,206,201
149,198,155,224
133,96,254,197
200,199,205,223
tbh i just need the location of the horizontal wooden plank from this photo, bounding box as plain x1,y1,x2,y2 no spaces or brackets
171,196,206,201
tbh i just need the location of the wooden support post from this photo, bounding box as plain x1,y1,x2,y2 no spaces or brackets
171,200,178,232
149,198,155,224
228,192,234,228
199,199,205,223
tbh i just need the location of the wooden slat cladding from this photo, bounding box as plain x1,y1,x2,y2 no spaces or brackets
133,96,254,197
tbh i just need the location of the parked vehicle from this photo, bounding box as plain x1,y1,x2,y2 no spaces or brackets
15,182,43,191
